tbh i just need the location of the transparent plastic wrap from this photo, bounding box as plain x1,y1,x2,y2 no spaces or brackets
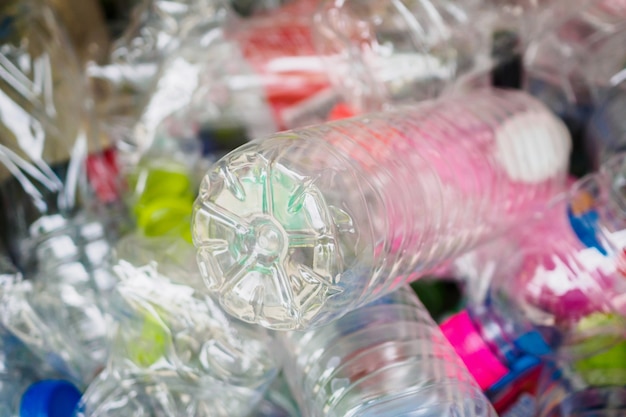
312,0,496,113
278,286,497,417
536,351,626,417
0,0,124,272
77,258,279,417
192,89,571,330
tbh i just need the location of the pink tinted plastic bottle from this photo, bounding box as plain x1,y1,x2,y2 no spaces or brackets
192,89,571,330
442,155,626,411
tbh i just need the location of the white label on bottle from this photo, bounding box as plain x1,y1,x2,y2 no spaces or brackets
502,393,537,417
496,111,572,183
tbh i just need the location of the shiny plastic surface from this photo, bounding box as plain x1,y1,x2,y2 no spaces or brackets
193,89,571,330
150,0,339,162
524,1,626,171
278,286,497,417
78,258,278,417
451,153,626,368
313,0,493,112
89,0,231,130
587,84,626,170
0,215,116,388
537,357,626,417
0,0,124,275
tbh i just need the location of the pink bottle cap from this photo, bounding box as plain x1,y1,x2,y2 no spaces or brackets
440,310,509,390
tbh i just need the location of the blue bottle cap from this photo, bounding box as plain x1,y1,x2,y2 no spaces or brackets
20,380,81,417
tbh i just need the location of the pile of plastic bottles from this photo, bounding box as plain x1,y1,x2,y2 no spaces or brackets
2,0,626,415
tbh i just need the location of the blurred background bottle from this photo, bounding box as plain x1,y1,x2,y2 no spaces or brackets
443,153,626,412
312,0,495,113
535,344,626,416
523,1,626,176
77,247,279,416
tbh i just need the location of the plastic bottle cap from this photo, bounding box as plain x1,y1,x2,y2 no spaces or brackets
440,310,509,390
20,380,81,417
327,102,356,121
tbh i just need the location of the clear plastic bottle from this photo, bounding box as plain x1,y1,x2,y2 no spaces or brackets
88,0,230,129
586,83,626,170
0,228,114,387
312,0,494,113
141,0,339,161
77,259,279,417
442,153,626,410
277,285,497,417
535,348,626,417
0,257,82,417
192,88,572,330
0,345,82,417
252,374,302,417
0,0,127,267
523,2,626,175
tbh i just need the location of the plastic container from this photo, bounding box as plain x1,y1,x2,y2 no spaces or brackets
0,0,126,272
88,0,231,131
0,228,114,387
192,88,571,330
587,83,626,170
278,286,497,417
252,375,302,417
312,0,494,113
147,0,339,161
77,258,279,417
536,346,626,417
523,3,626,175
0,258,82,416
443,154,626,410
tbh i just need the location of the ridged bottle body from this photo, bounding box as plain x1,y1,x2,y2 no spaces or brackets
193,89,571,330
78,259,278,417
278,286,497,417
0,215,116,388
313,0,493,112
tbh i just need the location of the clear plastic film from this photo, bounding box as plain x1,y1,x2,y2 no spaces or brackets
78,240,279,417
278,286,497,417
0,0,121,271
